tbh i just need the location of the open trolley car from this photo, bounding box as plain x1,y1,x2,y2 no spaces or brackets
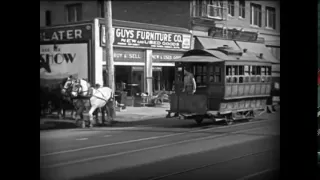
166,46,273,125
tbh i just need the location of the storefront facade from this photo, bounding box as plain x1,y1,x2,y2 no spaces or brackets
96,18,192,96
40,22,94,88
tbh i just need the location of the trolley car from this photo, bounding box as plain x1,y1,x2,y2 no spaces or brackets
166,45,273,125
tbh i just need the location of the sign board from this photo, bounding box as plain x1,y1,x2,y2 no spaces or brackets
152,51,182,61
40,24,92,42
103,49,145,62
100,25,191,50
40,43,88,86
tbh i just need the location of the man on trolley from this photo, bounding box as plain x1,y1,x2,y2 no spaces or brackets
182,67,197,95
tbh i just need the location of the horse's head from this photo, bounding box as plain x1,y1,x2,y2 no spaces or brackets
61,76,75,95
71,79,82,97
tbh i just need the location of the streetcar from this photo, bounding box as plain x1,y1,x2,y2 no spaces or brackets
166,45,273,125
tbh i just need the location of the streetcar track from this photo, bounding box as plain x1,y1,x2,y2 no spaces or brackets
146,149,277,180
40,126,269,169
40,120,272,157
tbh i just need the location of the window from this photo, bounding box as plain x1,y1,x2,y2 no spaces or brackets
265,7,276,29
209,65,222,83
45,10,51,26
239,0,245,18
250,3,261,27
98,0,105,17
244,65,250,76
66,4,82,23
194,64,207,85
228,0,235,16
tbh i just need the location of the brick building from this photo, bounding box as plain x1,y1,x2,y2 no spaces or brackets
40,0,280,94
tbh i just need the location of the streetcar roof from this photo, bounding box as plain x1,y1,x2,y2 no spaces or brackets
171,55,223,63
175,49,273,63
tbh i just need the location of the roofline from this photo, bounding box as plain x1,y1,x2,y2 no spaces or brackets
96,18,191,34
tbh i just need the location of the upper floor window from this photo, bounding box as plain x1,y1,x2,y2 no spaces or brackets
228,0,235,16
193,0,225,19
45,10,51,26
66,3,82,23
250,3,261,27
239,0,245,18
265,6,276,29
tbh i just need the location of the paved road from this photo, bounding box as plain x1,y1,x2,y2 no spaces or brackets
40,111,280,180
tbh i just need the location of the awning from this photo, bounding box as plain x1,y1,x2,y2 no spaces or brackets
235,41,279,63
195,37,241,50
172,55,223,63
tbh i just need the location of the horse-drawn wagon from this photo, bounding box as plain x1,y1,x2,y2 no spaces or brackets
166,46,273,125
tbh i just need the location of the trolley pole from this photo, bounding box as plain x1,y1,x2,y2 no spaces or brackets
104,0,115,93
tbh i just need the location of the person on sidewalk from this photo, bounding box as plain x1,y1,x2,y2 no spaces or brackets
182,67,197,95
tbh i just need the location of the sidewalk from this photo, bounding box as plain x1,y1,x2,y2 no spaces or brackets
40,103,170,130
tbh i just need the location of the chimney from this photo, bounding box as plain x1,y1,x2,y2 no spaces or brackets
259,53,263,58
243,48,247,53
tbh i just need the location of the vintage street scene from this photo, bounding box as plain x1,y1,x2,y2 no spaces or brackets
40,1,280,180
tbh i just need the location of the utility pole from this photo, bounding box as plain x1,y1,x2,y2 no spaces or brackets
104,0,115,93
104,0,116,121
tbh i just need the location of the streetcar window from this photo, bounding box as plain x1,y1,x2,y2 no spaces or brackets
214,66,221,83
239,77,244,83
233,77,238,83
256,66,261,75
261,66,266,75
244,65,250,76
244,76,250,82
226,66,232,75
233,66,239,75
251,66,257,75
226,77,232,83
267,66,272,75
250,76,256,82
239,66,244,75
194,64,208,86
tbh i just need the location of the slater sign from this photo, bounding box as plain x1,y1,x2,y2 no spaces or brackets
40,24,92,42
100,25,191,50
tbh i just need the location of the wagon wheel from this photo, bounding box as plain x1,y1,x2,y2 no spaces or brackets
75,119,83,128
195,116,204,125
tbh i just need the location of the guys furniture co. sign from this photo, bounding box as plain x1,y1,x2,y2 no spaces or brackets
100,25,191,50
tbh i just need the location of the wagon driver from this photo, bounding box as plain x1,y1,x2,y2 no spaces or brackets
182,67,197,95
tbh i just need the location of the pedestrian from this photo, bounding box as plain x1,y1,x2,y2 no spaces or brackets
182,67,197,95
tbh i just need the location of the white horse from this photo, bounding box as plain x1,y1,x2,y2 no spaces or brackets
70,79,114,128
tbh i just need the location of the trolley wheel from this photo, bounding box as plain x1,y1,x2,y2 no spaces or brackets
225,114,234,125
195,116,204,125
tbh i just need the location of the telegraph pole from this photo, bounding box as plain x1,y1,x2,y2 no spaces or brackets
104,0,116,120
104,0,115,93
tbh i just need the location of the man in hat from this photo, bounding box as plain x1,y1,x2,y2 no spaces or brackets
182,67,197,95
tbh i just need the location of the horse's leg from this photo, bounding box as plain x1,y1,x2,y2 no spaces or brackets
88,105,97,128
101,106,106,125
